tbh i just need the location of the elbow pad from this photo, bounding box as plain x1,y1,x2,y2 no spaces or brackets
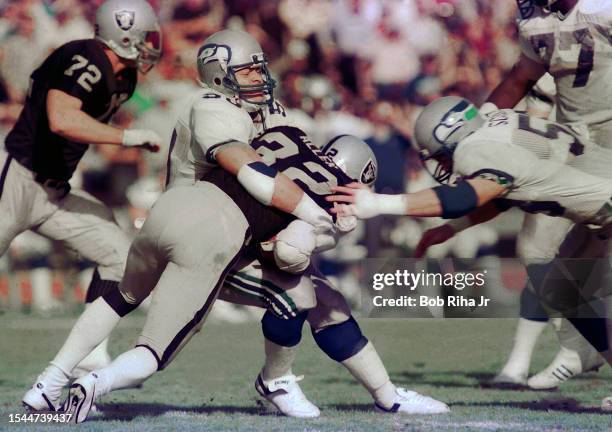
433,181,478,219
236,161,278,205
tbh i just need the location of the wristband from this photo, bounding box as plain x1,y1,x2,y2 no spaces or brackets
377,194,408,215
292,194,332,229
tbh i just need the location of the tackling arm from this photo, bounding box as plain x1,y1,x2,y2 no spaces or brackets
487,54,546,109
413,201,503,258
47,89,161,151
214,144,332,230
327,179,507,220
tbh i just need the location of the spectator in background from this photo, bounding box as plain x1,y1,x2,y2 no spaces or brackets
330,0,381,95
0,2,47,102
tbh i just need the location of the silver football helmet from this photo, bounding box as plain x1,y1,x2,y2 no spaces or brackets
414,96,484,183
95,0,162,74
196,29,275,110
322,135,378,185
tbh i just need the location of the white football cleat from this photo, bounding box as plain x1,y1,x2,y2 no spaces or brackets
601,396,612,412
255,373,320,418
375,388,450,415
527,346,604,390
22,364,70,411
63,372,99,423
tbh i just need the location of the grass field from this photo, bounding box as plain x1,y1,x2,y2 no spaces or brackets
0,310,610,431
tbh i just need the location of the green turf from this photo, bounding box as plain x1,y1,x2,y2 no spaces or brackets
0,311,610,431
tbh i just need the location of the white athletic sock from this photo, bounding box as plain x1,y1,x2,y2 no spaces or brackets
94,346,158,397
499,318,547,378
341,341,396,409
262,339,296,380
52,298,120,374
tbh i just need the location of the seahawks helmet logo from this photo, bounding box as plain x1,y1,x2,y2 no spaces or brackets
360,160,376,185
198,44,231,67
115,10,135,31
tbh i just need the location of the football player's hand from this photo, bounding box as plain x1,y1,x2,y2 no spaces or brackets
122,129,162,152
414,224,455,258
326,183,381,219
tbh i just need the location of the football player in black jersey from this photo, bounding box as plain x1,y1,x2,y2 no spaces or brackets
17,0,162,411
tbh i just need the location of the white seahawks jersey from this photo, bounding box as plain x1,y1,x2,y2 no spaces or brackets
453,109,612,227
165,85,294,188
518,0,612,147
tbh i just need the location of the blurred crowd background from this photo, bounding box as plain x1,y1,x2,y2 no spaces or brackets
0,0,526,316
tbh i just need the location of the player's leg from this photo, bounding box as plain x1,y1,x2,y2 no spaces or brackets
33,188,132,374
221,257,321,418
306,271,448,414
493,213,572,385
527,225,606,389
64,183,250,423
23,226,163,411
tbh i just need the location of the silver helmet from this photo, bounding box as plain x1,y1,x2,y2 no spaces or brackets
95,0,161,74
196,29,275,110
414,96,484,183
322,135,378,185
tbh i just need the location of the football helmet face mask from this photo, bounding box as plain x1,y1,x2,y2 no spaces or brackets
95,0,162,74
414,96,484,183
197,29,276,111
322,135,378,186
533,0,560,11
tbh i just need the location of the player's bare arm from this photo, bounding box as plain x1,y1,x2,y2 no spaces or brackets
487,54,546,109
215,143,332,229
414,201,503,258
46,89,161,152
326,178,506,220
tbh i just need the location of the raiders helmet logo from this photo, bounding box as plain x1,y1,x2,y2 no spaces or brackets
115,10,135,31
360,160,376,185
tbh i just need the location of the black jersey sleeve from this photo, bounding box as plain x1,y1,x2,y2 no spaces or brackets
46,40,108,103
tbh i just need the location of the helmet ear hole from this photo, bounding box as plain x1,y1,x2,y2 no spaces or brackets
214,77,222,85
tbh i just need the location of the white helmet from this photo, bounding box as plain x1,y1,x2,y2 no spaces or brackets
322,135,378,185
414,96,484,183
196,29,275,110
95,0,162,73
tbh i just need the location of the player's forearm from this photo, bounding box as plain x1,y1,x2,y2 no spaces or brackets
216,144,331,228
445,201,502,234
47,89,123,144
49,107,124,145
488,56,544,109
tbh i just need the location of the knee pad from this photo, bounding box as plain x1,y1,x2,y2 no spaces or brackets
519,285,549,322
87,268,121,303
311,316,368,362
261,310,308,347
103,285,140,317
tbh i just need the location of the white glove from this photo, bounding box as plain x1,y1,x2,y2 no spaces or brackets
122,129,162,152
332,187,407,220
